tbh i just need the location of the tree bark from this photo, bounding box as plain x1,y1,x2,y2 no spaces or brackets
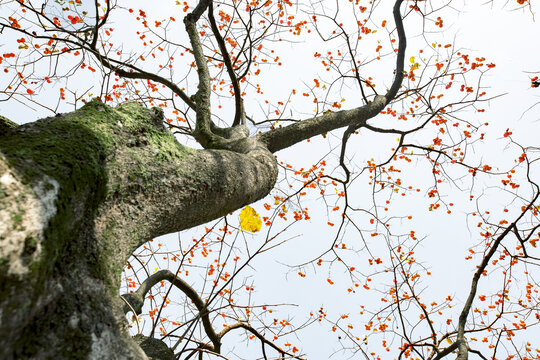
0,0,416,356
0,100,277,359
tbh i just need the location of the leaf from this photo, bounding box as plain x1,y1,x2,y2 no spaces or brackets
239,206,262,232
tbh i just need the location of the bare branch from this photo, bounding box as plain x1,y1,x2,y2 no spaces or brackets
208,2,245,127
218,322,305,360
122,269,222,353
385,0,406,100
257,0,407,153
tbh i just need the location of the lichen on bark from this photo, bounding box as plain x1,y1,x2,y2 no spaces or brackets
0,99,278,359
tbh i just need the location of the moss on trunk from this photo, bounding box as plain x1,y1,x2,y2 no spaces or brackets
0,100,277,359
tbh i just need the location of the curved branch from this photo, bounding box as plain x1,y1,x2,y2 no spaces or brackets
188,0,212,22
97,56,196,110
121,269,221,353
208,2,245,127
385,0,406,101
219,322,305,360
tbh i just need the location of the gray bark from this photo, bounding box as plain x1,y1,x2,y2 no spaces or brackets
0,0,408,356
0,100,277,359
0,96,391,359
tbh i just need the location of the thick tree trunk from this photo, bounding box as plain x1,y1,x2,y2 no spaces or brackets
0,100,277,359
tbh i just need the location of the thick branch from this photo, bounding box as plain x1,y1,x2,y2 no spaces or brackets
185,1,218,147
188,0,212,22
0,100,277,358
385,0,406,100
258,95,387,153
431,342,459,360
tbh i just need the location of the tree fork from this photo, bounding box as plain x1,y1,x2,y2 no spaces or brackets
0,100,277,359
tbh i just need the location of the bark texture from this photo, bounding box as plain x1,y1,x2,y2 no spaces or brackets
0,100,277,359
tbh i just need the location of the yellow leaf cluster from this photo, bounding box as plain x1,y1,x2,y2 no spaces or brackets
409,56,420,71
239,206,262,232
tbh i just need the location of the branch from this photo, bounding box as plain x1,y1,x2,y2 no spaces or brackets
208,2,245,127
455,182,540,357
185,0,219,148
431,341,459,360
0,17,197,111
188,0,212,22
256,0,407,153
385,0,406,100
98,56,196,110
0,115,18,136
90,0,110,48
258,95,387,153
121,270,221,352
218,322,305,360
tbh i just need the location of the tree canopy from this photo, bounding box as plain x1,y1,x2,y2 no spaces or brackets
1,0,539,359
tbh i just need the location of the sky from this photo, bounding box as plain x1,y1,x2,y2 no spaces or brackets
2,0,540,359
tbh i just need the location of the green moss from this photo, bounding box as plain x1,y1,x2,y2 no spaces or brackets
12,212,23,229
0,115,18,136
0,100,201,358
22,236,37,255
0,99,196,299
0,100,124,292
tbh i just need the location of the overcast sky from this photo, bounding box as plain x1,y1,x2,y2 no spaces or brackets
2,0,540,358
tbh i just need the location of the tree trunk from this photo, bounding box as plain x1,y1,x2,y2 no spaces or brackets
0,100,277,359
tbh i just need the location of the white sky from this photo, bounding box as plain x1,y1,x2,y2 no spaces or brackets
2,0,540,359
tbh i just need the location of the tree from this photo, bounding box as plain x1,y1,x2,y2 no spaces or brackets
0,0,539,359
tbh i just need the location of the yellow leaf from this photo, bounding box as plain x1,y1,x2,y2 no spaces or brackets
239,206,262,232
446,338,452,344
410,56,415,64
